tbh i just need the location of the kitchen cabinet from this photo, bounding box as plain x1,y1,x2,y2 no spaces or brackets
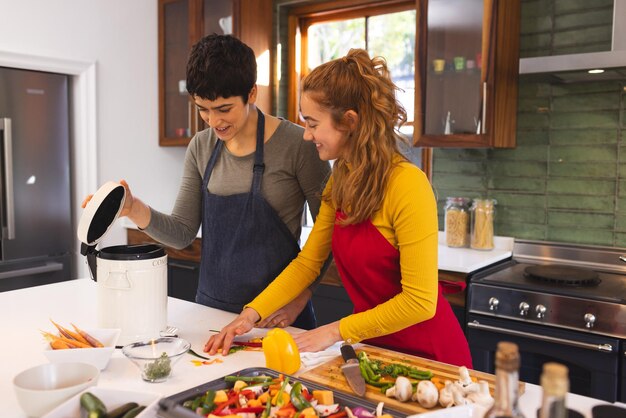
168,258,200,302
158,0,273,146
438,270,468,333
413,0,520,148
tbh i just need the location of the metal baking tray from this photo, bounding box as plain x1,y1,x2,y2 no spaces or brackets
157,367,404,418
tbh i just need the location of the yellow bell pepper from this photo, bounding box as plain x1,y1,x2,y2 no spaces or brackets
262,328,301,374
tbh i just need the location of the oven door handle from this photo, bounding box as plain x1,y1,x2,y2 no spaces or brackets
467,320,614,353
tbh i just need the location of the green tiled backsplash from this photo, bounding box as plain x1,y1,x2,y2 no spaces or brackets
432,0,626,247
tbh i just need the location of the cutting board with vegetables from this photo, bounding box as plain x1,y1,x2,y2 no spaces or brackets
299,344,525,415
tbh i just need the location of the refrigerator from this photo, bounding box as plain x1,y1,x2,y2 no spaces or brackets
0,67,73,292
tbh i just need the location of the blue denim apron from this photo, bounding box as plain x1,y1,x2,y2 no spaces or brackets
195,109,316,329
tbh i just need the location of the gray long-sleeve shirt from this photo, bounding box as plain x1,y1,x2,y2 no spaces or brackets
143,119,331,249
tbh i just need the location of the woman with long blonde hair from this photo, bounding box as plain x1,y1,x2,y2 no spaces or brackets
205,49,472,367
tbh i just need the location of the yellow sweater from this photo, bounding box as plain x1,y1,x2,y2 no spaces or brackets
246,160,439,343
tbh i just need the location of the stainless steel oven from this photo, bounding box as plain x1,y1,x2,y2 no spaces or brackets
466,240,626,403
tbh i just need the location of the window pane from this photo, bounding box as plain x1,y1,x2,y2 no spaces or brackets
368,10,416,125
307,18,366,70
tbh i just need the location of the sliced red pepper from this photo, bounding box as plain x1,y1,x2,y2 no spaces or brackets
240,390,257,399
327,411,348,418
212,394,240,415
232,340,263,347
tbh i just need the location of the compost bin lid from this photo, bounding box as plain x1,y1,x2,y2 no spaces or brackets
77,181,126,246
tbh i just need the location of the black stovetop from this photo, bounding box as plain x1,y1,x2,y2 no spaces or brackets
472,259,626,305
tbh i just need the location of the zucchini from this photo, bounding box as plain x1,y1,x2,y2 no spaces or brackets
106,402,139,418
80,392,107,418
121,405,146,418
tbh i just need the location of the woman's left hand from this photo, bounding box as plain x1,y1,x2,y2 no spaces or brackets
256,289,312,328
292,321,342,352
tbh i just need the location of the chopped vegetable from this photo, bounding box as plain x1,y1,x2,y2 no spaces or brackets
350,407,375,418
182,375,381,418
356,351,433,395
312,390,334,406
289,382,312,411
144,352,171,380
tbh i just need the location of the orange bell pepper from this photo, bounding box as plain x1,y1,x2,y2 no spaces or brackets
262,328,301,374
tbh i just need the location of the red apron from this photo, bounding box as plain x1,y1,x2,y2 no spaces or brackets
332,212,473,368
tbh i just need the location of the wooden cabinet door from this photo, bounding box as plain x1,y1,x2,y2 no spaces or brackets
413,0,520,148
158,0,273,146
158,0,199,146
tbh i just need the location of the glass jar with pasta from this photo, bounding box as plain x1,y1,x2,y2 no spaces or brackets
470,198,497,250
444,197,471,248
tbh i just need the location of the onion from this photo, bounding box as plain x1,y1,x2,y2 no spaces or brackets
351,406,376,418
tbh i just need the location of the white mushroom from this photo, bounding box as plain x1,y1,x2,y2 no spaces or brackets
457,366,473,387
465,381,494,410
438,381,455,408
460,381,481,395
385,376,413,402
450,383,470,407
412,380,439,409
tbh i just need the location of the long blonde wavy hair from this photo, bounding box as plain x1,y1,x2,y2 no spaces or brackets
301,49,408,225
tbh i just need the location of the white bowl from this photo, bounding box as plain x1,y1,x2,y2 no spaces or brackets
42,387,160,418
43,328,121,370
13,362,100,417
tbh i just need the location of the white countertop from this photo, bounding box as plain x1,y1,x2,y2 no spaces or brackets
1,279,612,418
123,220,514,275
437,232,514,273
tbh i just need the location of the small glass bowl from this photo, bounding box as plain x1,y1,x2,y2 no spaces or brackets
122,337,190,383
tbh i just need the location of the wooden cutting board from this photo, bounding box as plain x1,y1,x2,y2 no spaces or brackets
299,345,525,416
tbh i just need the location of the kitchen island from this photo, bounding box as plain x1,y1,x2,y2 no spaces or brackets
1,279,611,418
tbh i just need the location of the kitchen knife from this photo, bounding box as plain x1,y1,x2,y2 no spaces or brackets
340,343,366,397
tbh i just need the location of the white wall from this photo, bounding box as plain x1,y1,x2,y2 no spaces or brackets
0,0,187,278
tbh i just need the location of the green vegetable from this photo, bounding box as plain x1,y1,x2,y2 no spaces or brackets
105,402,138,418
224,375,273,383
228,345,247,354
121,405,146,418
80,392,107,418
144,352,171,380
289,382,312,411
183,389,216,414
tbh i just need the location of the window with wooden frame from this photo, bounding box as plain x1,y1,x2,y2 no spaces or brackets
282,0,431,175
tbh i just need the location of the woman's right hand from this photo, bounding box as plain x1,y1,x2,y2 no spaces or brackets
204,307,260,356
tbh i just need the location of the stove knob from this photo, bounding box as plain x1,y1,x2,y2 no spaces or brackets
535,304,547,319
519,302,530,316
488,297,499,311
584,313,596,329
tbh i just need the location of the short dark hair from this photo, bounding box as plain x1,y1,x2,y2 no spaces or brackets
186,34,257,102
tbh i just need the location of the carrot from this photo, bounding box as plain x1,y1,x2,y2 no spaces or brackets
50,338,72,350
50,319,90,345
431,377,445,391
41,331,92,349
71,323,104,348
